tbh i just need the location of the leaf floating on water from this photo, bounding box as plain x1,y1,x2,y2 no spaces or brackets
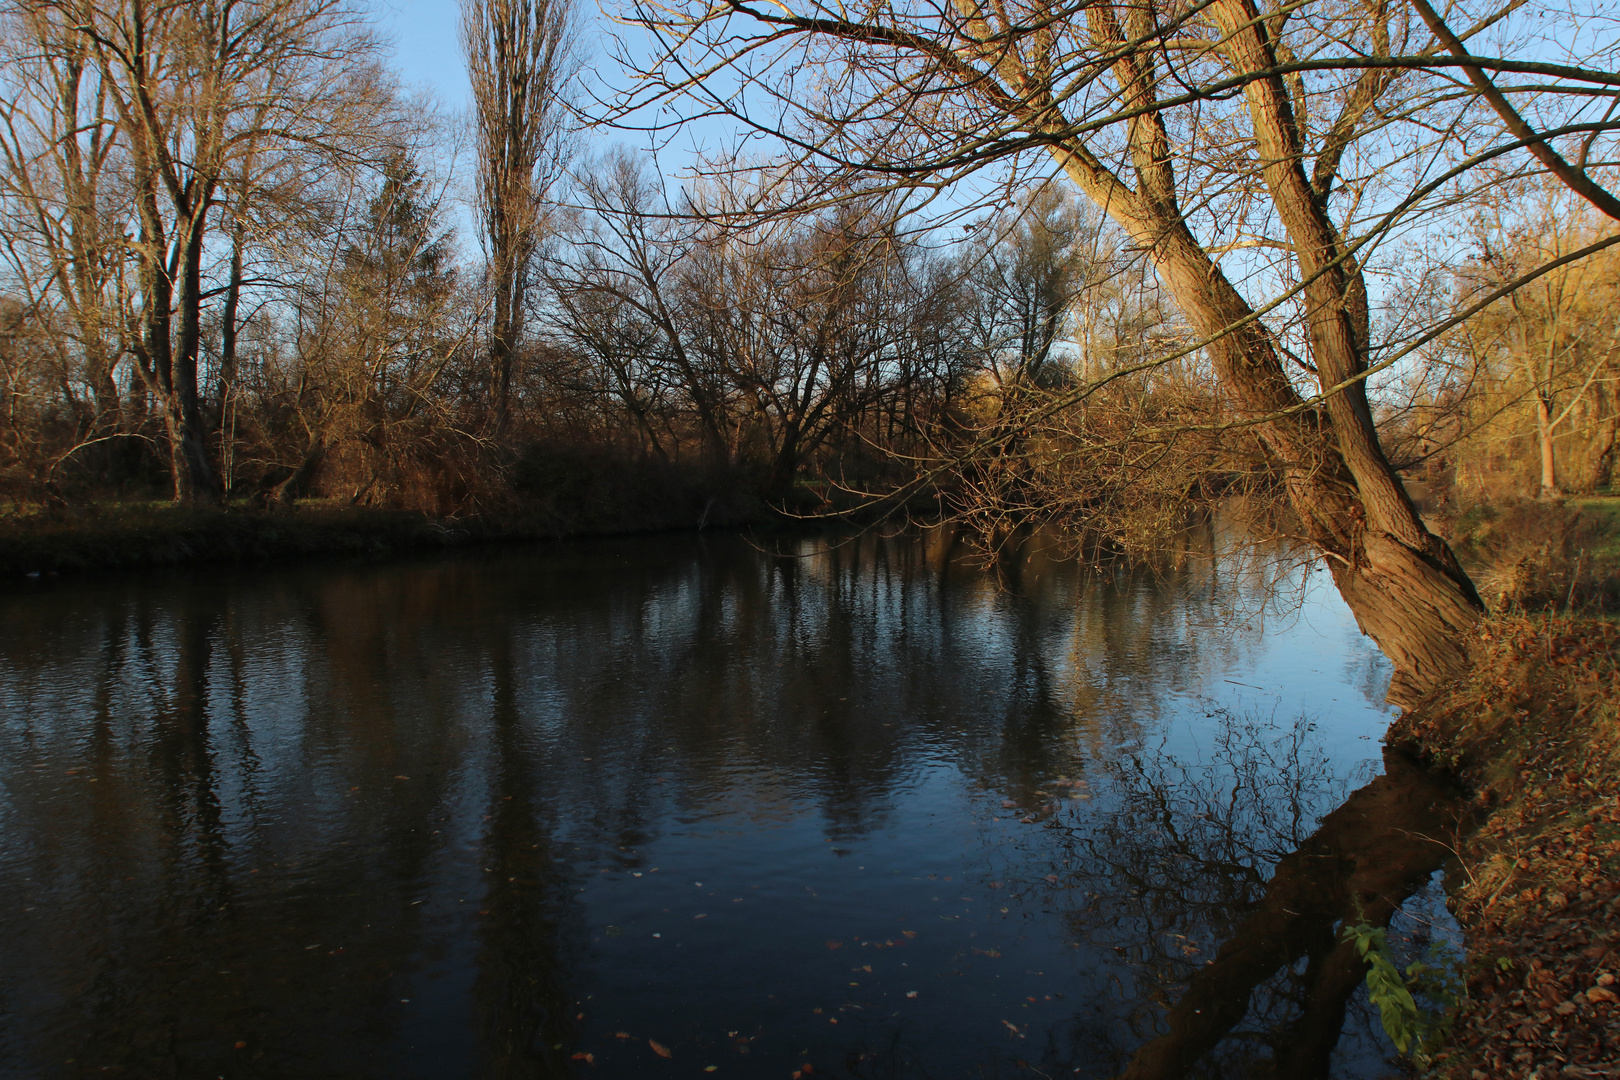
900,930,917,939
649,1039,673,1058
571,1052,595,1064
614,1032,632,1039
704,1068,717,1073
826,940,843,949
905,991,918,998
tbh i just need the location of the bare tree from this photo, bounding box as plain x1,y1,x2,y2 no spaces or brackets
606,0,1620,700
69,0,385,503
0,3,130,482
545,152,735,464
462,0,576,435
543,151,971,490
1455,184,1620,498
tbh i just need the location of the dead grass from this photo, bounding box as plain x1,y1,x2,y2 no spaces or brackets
1389,616,1620,1079
1443,499,1620,614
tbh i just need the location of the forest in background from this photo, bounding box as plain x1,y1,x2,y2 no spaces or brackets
0,0,1615,626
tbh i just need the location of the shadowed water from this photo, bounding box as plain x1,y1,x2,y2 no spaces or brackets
0,528,1459,1078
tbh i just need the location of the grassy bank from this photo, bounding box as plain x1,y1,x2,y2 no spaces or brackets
0,488,777,578
0,445,814,577
0,503,509,576
1388,616,1620,1080
1441,495,1620,614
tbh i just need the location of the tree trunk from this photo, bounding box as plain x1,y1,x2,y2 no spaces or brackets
491,272,515,436
1040,0,1484,706
169,212,221,504
1536,390,1561,497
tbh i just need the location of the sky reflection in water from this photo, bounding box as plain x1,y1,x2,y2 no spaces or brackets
0,527,1445,1079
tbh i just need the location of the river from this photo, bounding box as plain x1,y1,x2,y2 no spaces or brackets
0,527,1460,1078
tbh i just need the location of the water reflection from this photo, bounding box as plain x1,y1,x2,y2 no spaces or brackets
1014,717,1460,1078
0,529,1443,1078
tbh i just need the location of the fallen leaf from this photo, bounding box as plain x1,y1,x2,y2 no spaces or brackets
1588,986,1619,1003
901,930,917,939
615,1032,632,1039
826,940,843,949
650,1039,673,1058
571,1052,595,1064
906,991,918,998
704,1068,717,1073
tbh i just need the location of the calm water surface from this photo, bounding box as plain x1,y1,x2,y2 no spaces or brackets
0,529,1456,1078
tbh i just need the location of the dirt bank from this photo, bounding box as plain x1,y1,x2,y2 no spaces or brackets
1389,617,1620,1080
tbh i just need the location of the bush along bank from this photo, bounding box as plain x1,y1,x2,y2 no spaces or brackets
1387,616,1620,1080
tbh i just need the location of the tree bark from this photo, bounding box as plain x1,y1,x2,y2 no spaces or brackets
1536,390,1562,497
1034,0,1483,705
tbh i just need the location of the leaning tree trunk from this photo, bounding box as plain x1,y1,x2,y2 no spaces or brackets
1213,0,1485,704
1148,208,1483,707
1042,0,1485,705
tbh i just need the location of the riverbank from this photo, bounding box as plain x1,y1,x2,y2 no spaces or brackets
0,492,775,577
1388,616,1620,1080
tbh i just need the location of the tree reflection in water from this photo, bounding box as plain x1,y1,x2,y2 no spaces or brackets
1016,712,1463,1079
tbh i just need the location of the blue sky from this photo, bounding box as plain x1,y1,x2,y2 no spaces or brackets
370,1,473,110
367,0,725,173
